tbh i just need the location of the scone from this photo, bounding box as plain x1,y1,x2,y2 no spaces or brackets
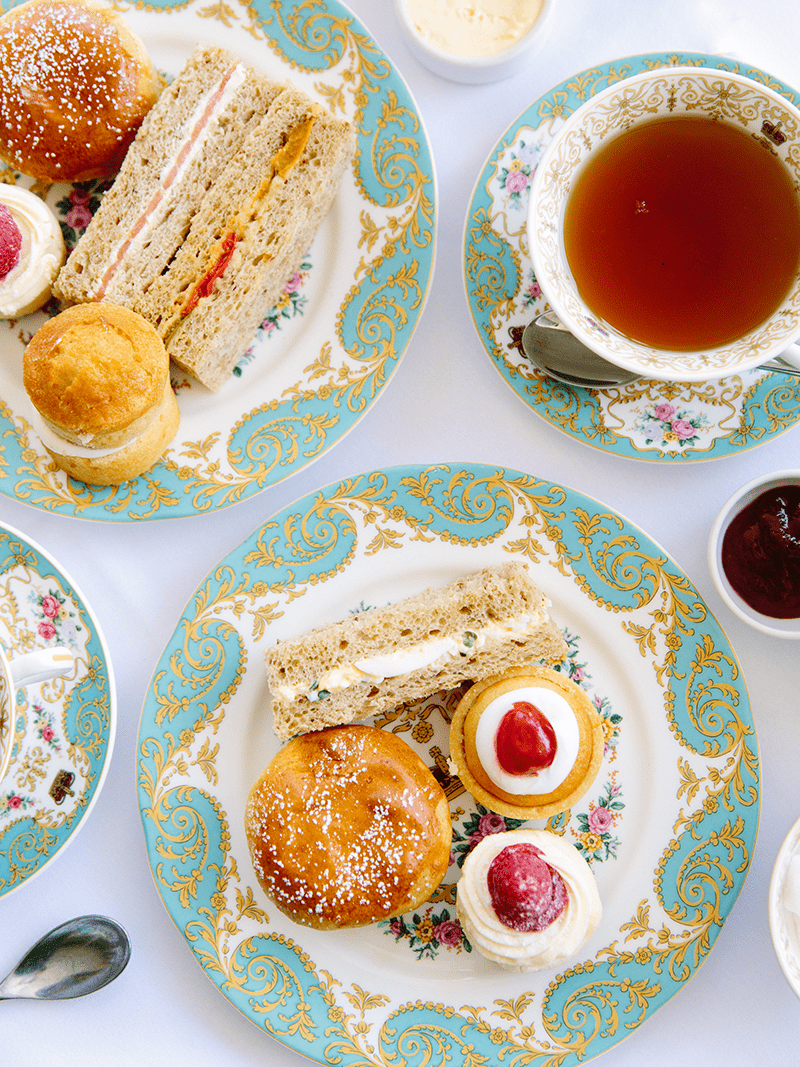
22,302,180,485
449,665,604,820
245,725,452,930
0,0,162,181
456,828,602,971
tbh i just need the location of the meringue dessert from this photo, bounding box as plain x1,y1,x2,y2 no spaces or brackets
0,185,65,317
449,665,604,820
456,828,601,971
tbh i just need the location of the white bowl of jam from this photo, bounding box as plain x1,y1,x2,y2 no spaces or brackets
708,470,800,638
393,0,554,84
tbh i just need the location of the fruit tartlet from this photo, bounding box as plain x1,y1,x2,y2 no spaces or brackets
456,828,601,971
449,665,603,820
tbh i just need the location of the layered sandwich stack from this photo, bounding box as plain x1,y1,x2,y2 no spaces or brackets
55,44,356,391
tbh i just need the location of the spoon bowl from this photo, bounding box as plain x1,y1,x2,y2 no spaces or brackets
0,915,131,1001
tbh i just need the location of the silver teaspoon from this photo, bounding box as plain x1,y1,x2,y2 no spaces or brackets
0,915,131,1001
521,311,800,387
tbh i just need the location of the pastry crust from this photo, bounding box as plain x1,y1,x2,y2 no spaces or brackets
40,376,179,485
24,302,169,441
0,0,162,181
245,725,452,930
449,666,604,820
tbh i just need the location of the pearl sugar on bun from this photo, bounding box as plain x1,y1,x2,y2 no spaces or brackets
245,725,453,930
0,0,162,182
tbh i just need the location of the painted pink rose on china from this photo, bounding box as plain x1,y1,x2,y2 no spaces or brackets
505,169,528,195
41,595,60,619
671,418,695,439
64,203,93,231
588,806,614,833
434,919,463,946
470,811,506,847
653,402,676,421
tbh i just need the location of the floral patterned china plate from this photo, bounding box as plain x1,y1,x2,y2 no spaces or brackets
464,52,800,461
0,521,114,897
0,0,434,520
138,461,757,1064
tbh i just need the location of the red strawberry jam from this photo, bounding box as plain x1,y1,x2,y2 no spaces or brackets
487,842,568,931
495,700,557,776
0,204,21,279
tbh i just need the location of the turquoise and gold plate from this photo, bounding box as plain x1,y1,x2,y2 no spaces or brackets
0,0,435,520
464,52,800,461
0,521,115,897
138,461,758,1063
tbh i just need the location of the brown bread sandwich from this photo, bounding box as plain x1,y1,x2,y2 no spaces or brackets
265,562,568,740
55,43,356,391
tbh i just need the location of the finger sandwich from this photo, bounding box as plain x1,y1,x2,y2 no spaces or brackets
265,562,568,741
54,43,356,391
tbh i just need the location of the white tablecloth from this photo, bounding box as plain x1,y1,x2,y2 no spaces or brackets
3,0,800,1062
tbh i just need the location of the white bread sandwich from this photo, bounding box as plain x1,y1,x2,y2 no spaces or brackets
265,562,568,741
54,43,356,392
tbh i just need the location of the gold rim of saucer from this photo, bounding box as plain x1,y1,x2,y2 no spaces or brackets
0,658,14,782
448,665,604,820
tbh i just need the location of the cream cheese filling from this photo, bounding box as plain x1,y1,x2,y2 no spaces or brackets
275,610,548,703
474,685,579,795
27,399,155,459
404,0,544,58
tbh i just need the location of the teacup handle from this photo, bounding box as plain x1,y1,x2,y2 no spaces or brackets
8,647,73,688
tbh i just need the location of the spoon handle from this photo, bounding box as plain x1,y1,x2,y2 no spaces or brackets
759,358,800,378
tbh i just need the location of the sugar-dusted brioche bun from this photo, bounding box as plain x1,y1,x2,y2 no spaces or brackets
0,0,162,182
23,301,179,484
245,725,453,930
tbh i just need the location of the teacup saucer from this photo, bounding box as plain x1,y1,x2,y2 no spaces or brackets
0,521,114,897
464,51,800,463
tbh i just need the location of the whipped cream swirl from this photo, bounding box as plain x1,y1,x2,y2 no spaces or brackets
474,684,579,795
457,829,601,971
0,185,65,318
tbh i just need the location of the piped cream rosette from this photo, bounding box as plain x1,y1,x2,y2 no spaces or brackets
449,665,604,819
0,185,65,318
456,828,601,971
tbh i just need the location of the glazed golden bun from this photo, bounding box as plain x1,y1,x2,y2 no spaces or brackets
449,666,604,821
245,725,453,930
0,0,162,181
23,301,179,484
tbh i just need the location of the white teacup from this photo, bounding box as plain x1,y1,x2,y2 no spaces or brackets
528,66,800,382
0,645,73,781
